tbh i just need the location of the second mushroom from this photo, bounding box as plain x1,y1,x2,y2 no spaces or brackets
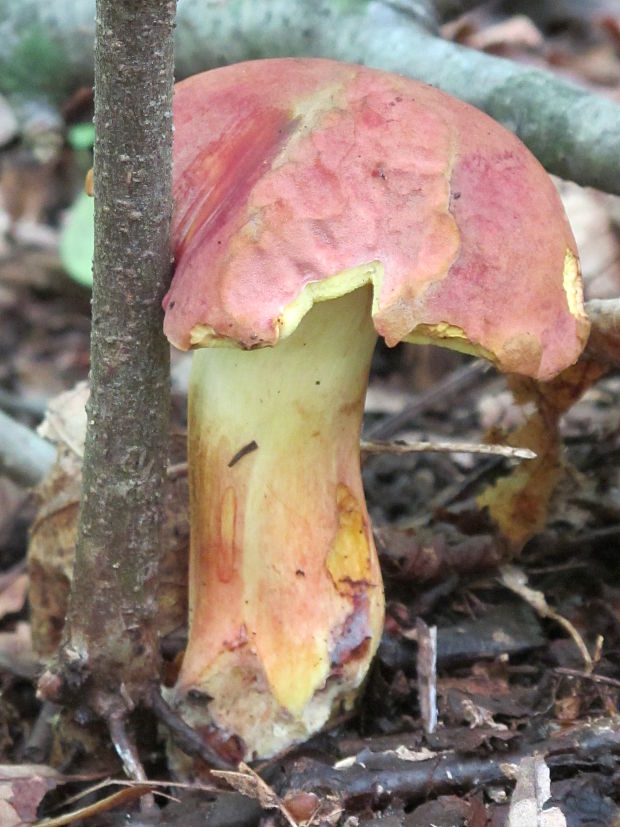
163,58,589,761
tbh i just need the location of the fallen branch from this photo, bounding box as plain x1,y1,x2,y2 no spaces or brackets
2,0,619,193
0,409,56,486
280,716,620,805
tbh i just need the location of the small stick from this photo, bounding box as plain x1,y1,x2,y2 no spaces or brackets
148,685,232,770
499,566,593,672
166,461,188,480
361,439,536,460
167,438,535,482
554,668,620,689
108,711,155,812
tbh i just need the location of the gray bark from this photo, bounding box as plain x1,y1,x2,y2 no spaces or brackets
1,0,619,193
50,0,176,712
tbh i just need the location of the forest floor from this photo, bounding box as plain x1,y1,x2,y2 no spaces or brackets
0,2,619,825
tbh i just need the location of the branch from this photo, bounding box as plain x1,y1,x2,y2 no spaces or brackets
0,409,56,486
280,717,620,804
1,0,619,193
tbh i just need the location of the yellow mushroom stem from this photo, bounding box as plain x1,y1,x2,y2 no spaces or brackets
172,285,384,758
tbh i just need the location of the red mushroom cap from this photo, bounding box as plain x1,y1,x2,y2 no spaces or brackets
164,58,589,380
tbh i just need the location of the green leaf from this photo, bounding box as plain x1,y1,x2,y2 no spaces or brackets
68,122,95,150
60,191,94,287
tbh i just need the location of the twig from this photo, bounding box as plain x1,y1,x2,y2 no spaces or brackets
361,439,535,460
499,566,594,673
108,712,148,783
554,668,620,689
166,461,188,480
166,438,533,485
148,686,232,770
108,711,155,812
32,784,154,827
44,776,217,815
281,716,620,804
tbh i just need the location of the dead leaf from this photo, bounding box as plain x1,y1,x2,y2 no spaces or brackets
212,762,298,827
28,415,189,656
389,745,437,762
0,764,63,825
37,382,89,458
29,776,214,826
477,360,605,544
375,524,504,583
32,784,153,827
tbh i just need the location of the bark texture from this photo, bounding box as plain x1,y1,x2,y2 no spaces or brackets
53,0,176,712
1,0,620,194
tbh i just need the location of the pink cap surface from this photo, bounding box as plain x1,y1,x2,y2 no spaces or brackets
164,58,589,379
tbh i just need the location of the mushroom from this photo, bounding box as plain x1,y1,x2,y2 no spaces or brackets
163,58,589,760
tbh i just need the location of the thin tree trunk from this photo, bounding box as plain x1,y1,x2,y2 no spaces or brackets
41,0,176,717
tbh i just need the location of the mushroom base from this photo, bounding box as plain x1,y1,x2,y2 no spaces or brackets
171,286,384,760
